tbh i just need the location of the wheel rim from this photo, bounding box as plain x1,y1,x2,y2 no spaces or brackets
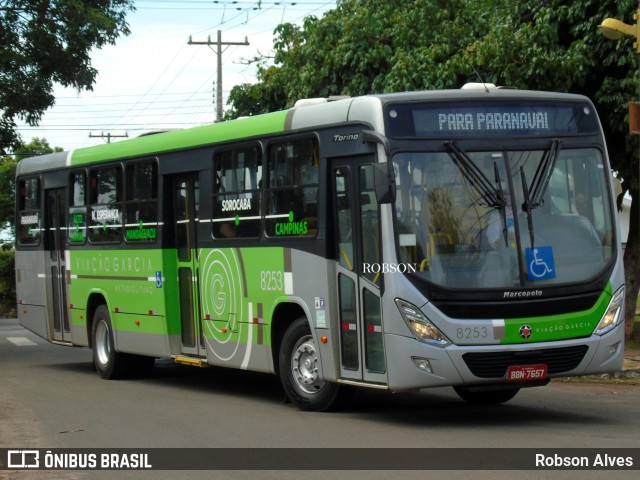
95,319,111,366
290,334,324,395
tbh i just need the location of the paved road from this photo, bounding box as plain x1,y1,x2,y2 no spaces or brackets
1,318,638,480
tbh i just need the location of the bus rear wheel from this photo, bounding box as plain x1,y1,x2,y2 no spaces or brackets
92,305,128,379
453,386,520,405
279,317,340,411
92,305,154,379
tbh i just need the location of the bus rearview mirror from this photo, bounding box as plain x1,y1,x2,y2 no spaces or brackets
374,162,396,204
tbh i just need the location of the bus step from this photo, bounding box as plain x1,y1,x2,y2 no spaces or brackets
174,356,210,368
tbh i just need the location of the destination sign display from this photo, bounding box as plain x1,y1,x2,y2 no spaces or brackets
385,101,599,138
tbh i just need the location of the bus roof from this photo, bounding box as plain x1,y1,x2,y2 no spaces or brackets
16,88,592,176
16,109,290,175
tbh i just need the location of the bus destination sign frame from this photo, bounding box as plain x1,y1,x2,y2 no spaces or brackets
385,101,599,138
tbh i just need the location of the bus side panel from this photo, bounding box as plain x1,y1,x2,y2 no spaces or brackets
67,248,173,357
15,250,49,340
161,248,182,356
198,246,338,381
288,248,338,382
68,307,89,346
199,246,274,372
114,312,172,357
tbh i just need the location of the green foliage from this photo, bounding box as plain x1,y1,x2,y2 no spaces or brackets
464,0,639,188
0,0,135,154
0,249,16,316
226,0,511,115
0,156,16,228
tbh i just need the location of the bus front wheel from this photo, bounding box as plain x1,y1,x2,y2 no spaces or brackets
279,317,340,411
453,386,520,405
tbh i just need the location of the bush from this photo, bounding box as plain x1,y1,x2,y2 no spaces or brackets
0,249,16,317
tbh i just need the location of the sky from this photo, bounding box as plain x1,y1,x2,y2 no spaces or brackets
14,0,337,152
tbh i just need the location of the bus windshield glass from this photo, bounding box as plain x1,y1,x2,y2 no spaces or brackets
393,147,615,289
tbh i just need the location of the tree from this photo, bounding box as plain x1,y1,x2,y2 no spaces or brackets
224,65,286,121
0,137,62,232
227,0,639,339
0,0,135,154
226,0,506,116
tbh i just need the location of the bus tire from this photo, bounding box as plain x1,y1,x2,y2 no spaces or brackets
92,304,129,380
279,317,340,411
453,386,520,405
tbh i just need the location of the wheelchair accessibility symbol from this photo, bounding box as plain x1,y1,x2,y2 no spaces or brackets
525,246,556,280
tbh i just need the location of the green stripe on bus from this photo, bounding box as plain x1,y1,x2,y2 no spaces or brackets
68,246,291,342
501,284,612,344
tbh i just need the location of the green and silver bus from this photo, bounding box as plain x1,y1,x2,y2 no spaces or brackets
15,85,625,410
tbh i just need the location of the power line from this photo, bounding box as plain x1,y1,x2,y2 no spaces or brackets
153,73,217,125
54,91,213,100
14,0,337,151
100,45,203,133
46,103,214,115
16,123,207,131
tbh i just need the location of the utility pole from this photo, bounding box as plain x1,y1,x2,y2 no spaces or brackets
89,132,129,143
188,30,249,122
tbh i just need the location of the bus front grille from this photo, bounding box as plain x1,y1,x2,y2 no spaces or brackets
462,345,589,378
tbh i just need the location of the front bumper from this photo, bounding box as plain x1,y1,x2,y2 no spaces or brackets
384,322,624,392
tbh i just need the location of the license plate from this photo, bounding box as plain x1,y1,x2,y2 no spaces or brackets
506,364,547,382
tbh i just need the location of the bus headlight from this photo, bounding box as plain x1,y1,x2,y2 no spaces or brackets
395,299,450,346
594,287,624,336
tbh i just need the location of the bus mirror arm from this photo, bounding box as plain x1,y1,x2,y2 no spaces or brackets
362,130,390,157
374,162,396,204
362,130,396,204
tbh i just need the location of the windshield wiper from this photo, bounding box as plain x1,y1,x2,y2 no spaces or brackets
445,141,506,209
519,138,562,248
523,138,561,213
493,161,509,247
520,168,535,248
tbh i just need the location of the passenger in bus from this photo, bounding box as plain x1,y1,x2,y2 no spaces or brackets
217,222,236,238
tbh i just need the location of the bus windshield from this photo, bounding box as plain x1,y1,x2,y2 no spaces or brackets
393,147,615,289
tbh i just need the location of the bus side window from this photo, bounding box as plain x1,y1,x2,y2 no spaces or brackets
266,138,318,237
17,177,42,246
88,165,123,244
212,146,262,238
68,171,87,244
124,161,158,243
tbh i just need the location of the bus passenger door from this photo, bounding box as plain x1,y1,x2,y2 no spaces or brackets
172,174,205,357
331,157,387,385
45,188,70,343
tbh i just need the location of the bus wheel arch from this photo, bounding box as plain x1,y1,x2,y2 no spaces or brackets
278,316,340,411
270,302,307,376
86,292,108,349
87,295,154,379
